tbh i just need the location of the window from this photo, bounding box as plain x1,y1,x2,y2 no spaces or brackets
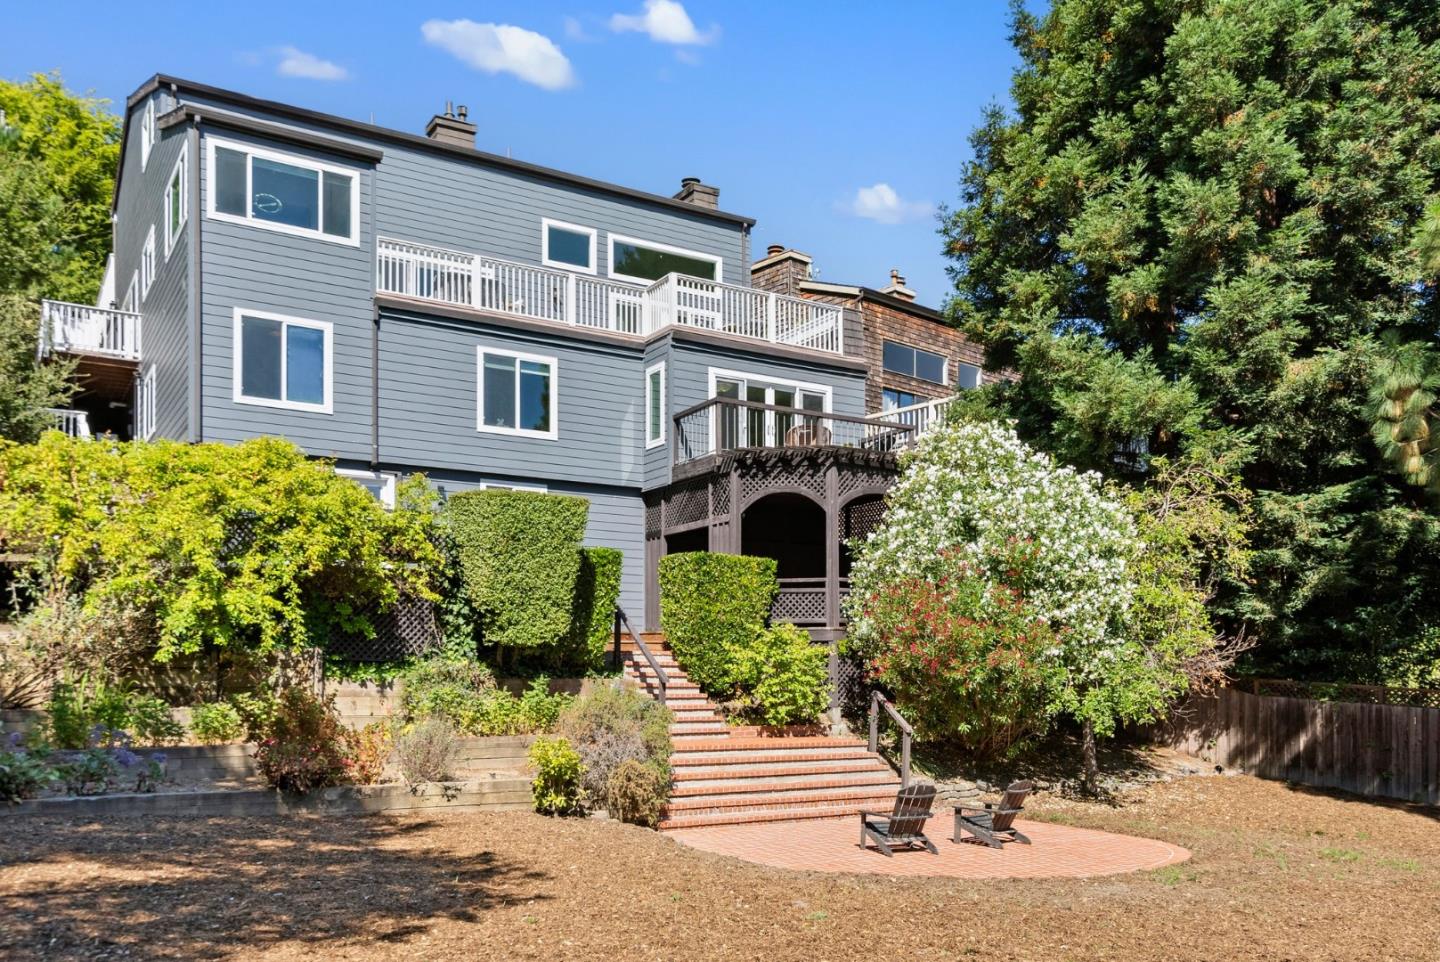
136,366,157,440
232,308,333,413
957,362,982,389
208,137,359,244
541,218,597,274
882,339,947,385
609,234,721,284
477,348,557,439
164,145,188,257
645,362,666,448
122,272,138,313
882,388,922,411
478,481,549,493
140,226,156,301
336,468,398,509
139,99,155,171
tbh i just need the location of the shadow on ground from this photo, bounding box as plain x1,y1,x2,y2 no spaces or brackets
0,812,550,959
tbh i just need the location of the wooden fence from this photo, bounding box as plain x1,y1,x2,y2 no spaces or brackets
1161,685,1440,805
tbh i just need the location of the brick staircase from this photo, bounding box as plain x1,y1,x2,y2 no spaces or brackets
620,631,901,830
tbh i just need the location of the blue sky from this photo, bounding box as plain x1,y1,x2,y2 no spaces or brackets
2,1,1022,305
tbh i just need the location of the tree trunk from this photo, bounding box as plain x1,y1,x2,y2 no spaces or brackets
1081,719,1099,794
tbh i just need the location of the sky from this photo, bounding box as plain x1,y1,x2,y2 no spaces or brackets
1,1,1023,306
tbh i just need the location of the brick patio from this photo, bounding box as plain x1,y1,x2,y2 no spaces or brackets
668,815,1191,879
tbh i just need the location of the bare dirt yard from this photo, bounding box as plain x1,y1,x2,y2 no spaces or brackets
1,773,1437,961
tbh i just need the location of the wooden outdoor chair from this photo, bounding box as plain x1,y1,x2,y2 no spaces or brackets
858,784,939,856
953,780,1033,848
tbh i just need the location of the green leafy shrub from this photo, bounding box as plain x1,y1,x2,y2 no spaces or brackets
732,624,830,727
0,435,444,663
252,687,348,793
604,758,667,828
124,693,184,746
231,691,278,742
1,736,55,803
397,656,571,735
447,489,590,655
528,735,585,816
568,546,624,670
42,680,181,748
189,702,245,745
52,747,117,796
658,552,777,695
557,683,671,823
342,722,392,785
394,719,461,784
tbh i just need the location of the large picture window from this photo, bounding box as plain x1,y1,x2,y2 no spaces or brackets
208,138,358,244
477,348,557,439
232,308,332,413
608,234,721,284
882,339,947,385
541,218,597,273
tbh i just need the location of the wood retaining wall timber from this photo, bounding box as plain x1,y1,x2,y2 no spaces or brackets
1161,687,1440,805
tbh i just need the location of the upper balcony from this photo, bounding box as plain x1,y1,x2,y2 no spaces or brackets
38,300,143,362
376,238,845,356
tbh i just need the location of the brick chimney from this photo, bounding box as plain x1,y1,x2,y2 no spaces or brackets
673,176,720,209
750,244,813,296
425,101,476,149
881,268,916,302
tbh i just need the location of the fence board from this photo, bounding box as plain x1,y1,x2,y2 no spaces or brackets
1162,687,1440,806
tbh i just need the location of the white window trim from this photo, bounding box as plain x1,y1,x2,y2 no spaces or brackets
645,361,666,449
123,271,138,314
164,144,189,259
607,233,722,285
140,225,156,301
475,346,559,440
478,481,549,493
957,361,983,390
139,99,155,172
137,365,157,440
706,367,834,453
540,218,598,275
882,338,950,386
205,135,361,246
231,307,335,414
336,468,398,509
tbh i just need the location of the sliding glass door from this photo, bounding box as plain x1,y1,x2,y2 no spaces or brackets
714,376,827,451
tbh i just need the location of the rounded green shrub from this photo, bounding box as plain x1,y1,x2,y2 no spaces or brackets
604,758,667,828
528,735,585,816
732,624,830,727
189,702,245,745
658,552,777,695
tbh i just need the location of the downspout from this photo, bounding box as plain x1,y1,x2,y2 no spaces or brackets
740,223,751,284
371,302,380,468
185,109,202,443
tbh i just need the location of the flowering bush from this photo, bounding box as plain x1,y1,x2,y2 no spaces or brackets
252,687,348,794
849,420,1206,764
857,544,1063,757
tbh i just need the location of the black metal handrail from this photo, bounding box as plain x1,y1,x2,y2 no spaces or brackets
671,396,915,463
868,690,914,789
612,605,668,699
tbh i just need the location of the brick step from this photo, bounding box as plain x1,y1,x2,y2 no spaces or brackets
669,722,732,736
672,758,895,780
671,709,724,722
624,665,691,684
625,675,699,692
669,746,879,766
670,772,901,797
671,736,868,753
660,693,711,706
658,803,891,831
662,785,899,814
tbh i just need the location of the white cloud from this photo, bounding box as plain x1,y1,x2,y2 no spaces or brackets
562,16,593,42
609,0,717,45
275,46,349,81
842,183,933,225
421,19,576,91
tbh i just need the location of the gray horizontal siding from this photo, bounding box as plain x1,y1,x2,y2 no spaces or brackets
197,128,376,459
377,308,644,488
668,338,867,417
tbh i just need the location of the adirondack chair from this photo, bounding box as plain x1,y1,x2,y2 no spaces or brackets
858,784,939,856
953,780,1033,848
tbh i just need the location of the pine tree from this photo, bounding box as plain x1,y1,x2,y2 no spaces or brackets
943,0,1440,680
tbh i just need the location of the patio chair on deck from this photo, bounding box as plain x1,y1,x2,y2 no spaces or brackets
858,784,938,856
953,780,1033,848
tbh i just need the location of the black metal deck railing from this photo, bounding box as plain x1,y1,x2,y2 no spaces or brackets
671,397,914,464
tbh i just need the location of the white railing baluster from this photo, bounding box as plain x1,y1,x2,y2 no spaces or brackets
40,301,142,361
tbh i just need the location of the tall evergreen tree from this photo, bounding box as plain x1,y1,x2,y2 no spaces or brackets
943,0,1440,680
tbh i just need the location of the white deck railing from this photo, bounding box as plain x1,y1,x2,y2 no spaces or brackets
376,237,844,354
866,396,954,447
39,300,142,361
44,408,92,439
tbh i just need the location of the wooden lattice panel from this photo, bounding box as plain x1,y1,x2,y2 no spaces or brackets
328,595,443,662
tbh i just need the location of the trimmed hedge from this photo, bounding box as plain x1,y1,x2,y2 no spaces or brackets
658,552,777,695
447,490,589,654
571,546,624,669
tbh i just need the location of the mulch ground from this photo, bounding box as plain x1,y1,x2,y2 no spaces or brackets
1,774,1437,961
